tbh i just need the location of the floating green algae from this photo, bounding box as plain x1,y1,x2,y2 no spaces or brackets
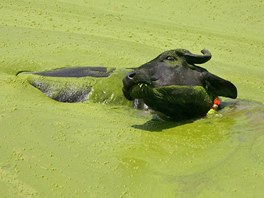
0,0,264,197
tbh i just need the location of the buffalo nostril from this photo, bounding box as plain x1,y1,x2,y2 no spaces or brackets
128,72,136,80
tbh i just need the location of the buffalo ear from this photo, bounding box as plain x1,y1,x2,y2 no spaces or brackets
203,72,237,99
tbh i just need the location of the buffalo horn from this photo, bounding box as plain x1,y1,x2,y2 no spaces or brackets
184,49,212,64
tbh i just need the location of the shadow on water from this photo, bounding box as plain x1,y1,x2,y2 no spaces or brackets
132,118,195,132
132,99,264,132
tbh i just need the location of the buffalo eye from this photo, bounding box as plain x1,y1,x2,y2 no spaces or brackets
165,56,177,61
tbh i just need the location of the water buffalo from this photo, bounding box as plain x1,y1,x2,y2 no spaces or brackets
122,49,237,119
18,48,237,120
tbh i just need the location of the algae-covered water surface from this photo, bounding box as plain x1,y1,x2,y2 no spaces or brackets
1,0,264,197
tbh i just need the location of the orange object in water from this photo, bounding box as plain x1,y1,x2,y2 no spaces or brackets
214,97,221,106
212,97,221,110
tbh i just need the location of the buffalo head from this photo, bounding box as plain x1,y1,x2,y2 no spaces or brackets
122,49,237,119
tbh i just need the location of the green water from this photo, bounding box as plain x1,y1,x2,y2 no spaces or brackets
0,0,264,197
